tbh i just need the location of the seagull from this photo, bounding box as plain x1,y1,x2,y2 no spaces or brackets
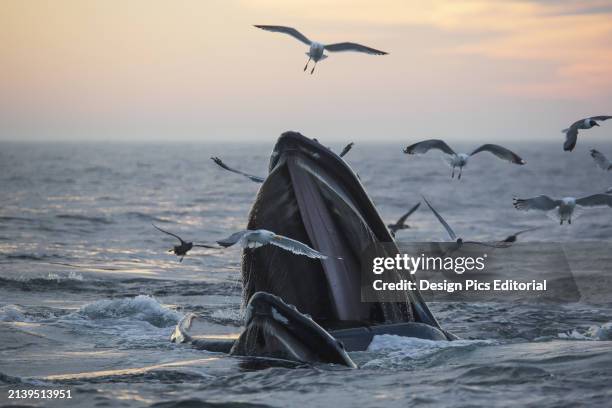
210,157,264,183
590,149,612,171
422,196,465,248
423,197,534,248
254,25,388,74
217,229,331,259
211,141,353,183
153,224,216,262
387,202,421,237
403,140,525,179
339,142,354,158
562,116,612,152
513,194,612,225
498,227,541,244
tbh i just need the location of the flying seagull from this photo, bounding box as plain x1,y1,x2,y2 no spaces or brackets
339,142,354,157
387,202,421,236
404,140,525,179
498,227,541,244
590,149,612,171
254,25,388,74
562,116,612,152
153,224,216,262
210,157,264,183
423,197,534,248
513,194,612,225
422,196,464,248
217,229,331,259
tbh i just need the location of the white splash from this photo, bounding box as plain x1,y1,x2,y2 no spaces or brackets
558,322,612,341
76,295,181,328
0,305,29,322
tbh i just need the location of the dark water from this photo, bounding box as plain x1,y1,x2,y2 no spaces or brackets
1,141,612,407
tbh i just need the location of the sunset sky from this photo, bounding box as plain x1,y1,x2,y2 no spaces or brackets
1,0,611,142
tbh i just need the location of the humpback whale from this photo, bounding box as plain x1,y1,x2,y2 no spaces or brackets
173,131,454,366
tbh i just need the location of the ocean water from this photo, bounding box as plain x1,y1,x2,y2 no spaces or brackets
1,140,612,407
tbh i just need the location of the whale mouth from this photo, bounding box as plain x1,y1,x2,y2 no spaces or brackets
243,132,440,330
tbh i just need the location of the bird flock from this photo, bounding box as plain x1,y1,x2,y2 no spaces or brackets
154,25,612,261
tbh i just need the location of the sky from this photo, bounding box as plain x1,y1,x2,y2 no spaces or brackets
1,0,611,143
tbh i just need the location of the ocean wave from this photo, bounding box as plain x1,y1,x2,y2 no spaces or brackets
56,213,114,224
5,253,64,261
76,295,182,328
0,372,23,385
362,334,495,368
0,215,34,224
558,322,612,341
149,399,273,408
0,274,116,295
123,211,168,223
0,304,30,322
0,271,83,284
50,370,212,386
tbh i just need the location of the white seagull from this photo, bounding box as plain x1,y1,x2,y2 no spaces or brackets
513,194,612,225
422,196,465,247
590,149,612,171
217,229,331,259
254,25,388,74
387,202,421,236
404,140,525,179
562,116,612,152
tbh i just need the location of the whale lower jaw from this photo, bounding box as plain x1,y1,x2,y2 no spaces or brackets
172,291,453,367
230,292,357,367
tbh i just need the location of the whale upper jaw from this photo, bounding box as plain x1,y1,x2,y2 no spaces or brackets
245,131,442,330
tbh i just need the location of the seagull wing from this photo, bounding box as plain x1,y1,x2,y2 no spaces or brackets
563,127,579,152
396,202,421,225
339,142,354,157
590,149,612,170
217,230,251,248
422,196,456,241
153,224,185,244
324,42,388,55
591,116,612,122
254,25,311,45
269,234,329,259
210,157,265,183
403,139,456,156
469,144,525,165
513,195,559,212
193,243,217,249
464,241,504,248
576,194,612,208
